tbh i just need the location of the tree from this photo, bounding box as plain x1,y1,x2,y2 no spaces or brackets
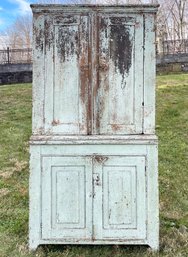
2,0,187,51
173,0,187,40
157,0,188,41
2,15,32,49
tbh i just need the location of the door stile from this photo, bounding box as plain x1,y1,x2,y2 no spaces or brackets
92,155,104,240
91,13,99,135
87,13,92,135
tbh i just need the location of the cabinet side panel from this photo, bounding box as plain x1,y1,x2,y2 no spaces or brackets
143,14,156,134
43,14,54,133
32,14,45,134
29,146,41,250
146,144,159,250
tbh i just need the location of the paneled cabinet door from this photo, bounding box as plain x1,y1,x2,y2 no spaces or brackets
44,14,90,135
94,15,144,135
93,156,147,240
41,156,93,240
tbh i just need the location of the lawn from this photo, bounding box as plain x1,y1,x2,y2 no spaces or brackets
0,74,188,257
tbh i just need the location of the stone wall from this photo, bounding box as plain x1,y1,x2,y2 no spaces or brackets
0,54,188,85
0,63,32,85
156,53,188,74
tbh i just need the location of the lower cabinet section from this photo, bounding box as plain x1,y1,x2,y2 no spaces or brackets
29,143,159,250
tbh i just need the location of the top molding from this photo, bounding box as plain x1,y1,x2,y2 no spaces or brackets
30,4,160,14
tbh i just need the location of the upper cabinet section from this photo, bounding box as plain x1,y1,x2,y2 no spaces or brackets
31,5,158,136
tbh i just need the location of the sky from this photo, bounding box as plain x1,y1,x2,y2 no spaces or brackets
0,0,75,33
0,0,37,32
0,0,154,33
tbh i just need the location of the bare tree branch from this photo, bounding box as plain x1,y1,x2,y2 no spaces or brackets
2,15,32,49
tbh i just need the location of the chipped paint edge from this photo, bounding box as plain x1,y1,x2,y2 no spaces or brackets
30,135,158,145
30,4,159,14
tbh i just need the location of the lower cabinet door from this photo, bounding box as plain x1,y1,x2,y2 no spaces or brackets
93,156,147,241
41,155,147,241
41,156,93,240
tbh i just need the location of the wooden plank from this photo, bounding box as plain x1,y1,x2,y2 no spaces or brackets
30,135,158,145
31,5,160,14
91,12,98,135
40,144,148,156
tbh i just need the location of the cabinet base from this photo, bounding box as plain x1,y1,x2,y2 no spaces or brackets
29,240,159,251
29,142,159,251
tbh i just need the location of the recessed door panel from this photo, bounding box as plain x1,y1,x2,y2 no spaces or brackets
52,167,85,229
41,156,92,240
93,156,146,240
103,166,137,229
94,15,144,134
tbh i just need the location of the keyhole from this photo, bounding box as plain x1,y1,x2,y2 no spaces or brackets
95,175,100,186
93,172,101,188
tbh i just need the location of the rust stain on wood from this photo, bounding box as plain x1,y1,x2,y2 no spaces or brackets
52,119,60,126
111,124,121,132
94,155,108,164
79,16,90,134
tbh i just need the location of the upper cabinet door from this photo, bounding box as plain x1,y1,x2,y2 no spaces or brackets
94,15,144,135
44,14,90,135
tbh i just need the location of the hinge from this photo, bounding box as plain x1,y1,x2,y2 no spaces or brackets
145,165,147,172
92,224,95,241
142,101,145,134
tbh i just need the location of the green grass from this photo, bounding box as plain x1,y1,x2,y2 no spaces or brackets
0,74,188,257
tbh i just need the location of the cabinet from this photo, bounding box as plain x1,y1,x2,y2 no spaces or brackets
30,4,159,251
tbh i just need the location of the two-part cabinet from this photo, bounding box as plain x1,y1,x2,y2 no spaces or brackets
29,4,159,251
